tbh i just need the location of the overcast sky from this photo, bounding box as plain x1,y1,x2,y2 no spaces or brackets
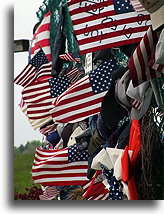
14,0,44,146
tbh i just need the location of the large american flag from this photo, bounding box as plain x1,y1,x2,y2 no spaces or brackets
129,0,146,12
129,26,162,87
32,144,89,186
14,49,52,88
30,11,52,61
68,0,151,55
50,56,119,123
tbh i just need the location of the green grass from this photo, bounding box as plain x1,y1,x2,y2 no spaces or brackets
14,153,37,194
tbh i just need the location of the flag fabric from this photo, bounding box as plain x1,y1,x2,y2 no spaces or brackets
32,144,89,186
22,75,72,121
30,11,52,61
59,52,81,63
68,0,151,55
129,26,162,87
14,49,52,88
66,66,84,82
148,53,164,73
129,0,146,12
82,171,109,200
50,56,119,123
40,122,57,136
39,186,60,200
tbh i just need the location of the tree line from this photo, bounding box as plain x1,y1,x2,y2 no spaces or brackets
14,140,42,155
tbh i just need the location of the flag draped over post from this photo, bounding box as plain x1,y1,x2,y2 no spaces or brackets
68,0,151,55
31,11,52,61
32,144,89,186
50,56,119,123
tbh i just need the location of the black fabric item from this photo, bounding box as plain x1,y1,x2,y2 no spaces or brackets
51,3,66,77
100,83,128,130
111,66,128,81
119,43,139,57
93,48,112,64
96,114,112,141
116,123,131,149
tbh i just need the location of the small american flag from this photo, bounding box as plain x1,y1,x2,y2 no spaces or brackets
32,144,89,186
39,186,60,200
68,0,151,55
50,56,119,123
129,26,162,87
59,52,81,63
14,49,52,88
40,122,57,136
22,75,72,121
66,66,84,82
30,11,52,61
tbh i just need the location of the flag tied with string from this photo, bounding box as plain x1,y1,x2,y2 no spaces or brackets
129,26,163,87
14,49,52,88
32,144,89,186
50,56,119,123
68,0,151,55
31,11,52,61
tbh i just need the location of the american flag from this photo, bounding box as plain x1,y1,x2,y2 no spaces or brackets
129,0,146,12
129,26,162,87
39,122,57,136
30,11,52,61
22,76,72,121
32,144,89,186
14,49,52,88
68,0,151,55
59,52,81,63
39,186,60,200
66,66,84,82
50,56,119,123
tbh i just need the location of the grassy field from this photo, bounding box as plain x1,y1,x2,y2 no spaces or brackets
14,153,36,194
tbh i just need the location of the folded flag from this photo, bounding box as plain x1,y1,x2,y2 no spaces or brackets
68,0,151,55
32,144,89,186
14,49,52,88
30,11,52,61
59,52,81,63
129,26,162,87
50,56,119,123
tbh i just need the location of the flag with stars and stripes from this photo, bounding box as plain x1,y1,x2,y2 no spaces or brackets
68,0,151,55
14,49,52,88
21,75,72,121
32,144,89,186
49,56,119,123
30,11,52,61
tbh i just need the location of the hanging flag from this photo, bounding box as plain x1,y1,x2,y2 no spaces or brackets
128,26,162,87
14,49,52,88
59,52,81,63
39,186,60,200
129,0,146,12
32,144,89,186
50,56,119,123
68,0,151,55
66,66,84,82
30,11,52,61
